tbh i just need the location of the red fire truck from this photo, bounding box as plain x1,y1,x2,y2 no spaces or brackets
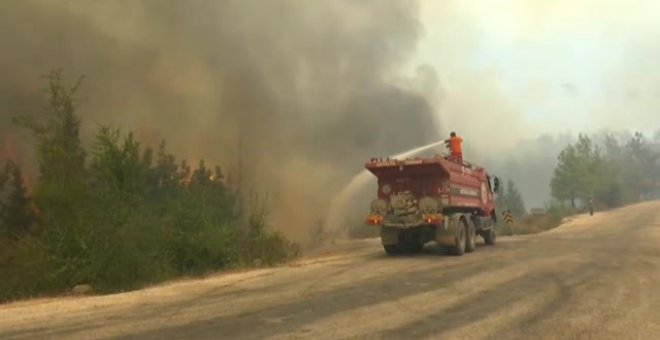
365,155,500,256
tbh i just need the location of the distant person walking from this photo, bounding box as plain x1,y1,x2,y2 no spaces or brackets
445,131,463,163
588,196,594,216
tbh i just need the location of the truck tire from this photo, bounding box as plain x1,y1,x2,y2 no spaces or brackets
383,245,401,255
484,228,496,245
465,221,476,253
452,220,467,256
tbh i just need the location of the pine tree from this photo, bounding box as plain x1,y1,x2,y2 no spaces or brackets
13,69,86,189
11,69,89,241
550,134,604,208
551,144,579,208
625,132,659,201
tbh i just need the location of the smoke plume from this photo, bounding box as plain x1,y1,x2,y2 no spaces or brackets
0,0,441,242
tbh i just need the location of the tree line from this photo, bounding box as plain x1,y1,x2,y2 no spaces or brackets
0,70,298,302
550,132,660,209
496,131,660,219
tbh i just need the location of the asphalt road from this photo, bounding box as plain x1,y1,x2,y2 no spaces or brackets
2,201,660,340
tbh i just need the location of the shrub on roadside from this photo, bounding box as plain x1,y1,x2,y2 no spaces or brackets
0,70,298,302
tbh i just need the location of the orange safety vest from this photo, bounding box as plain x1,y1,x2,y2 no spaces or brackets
448,136,463,154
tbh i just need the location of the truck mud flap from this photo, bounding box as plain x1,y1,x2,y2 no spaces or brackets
435,214,462,246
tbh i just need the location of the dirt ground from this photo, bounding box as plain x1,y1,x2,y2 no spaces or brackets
2,201,660,340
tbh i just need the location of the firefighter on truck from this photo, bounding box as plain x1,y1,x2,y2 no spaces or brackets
444,131,463,163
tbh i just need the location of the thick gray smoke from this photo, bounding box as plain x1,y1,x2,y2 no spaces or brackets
482,134,575,209
0,0,441,242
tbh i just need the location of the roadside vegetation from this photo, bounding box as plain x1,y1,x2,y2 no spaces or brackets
496,204,574,236
0,70,298,303
551,133,660,209
491,178,565,236
501,132,660,236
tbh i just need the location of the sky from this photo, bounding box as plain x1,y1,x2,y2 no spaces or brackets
414,0,660,145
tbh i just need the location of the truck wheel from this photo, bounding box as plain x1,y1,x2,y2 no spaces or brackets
383,245,401,255
484,228,496,245
465,222,476,253
452,220,467,256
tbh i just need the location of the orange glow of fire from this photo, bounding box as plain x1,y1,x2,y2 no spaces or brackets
2,134,33,191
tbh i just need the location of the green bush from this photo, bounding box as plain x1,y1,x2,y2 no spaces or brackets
0,235,55,301
0,70,298,302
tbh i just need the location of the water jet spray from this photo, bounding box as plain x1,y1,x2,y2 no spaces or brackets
322,140,446,234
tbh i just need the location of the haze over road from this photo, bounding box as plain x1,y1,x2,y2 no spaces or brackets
2,202,660,339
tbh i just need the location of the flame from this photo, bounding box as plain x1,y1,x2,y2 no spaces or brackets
1,134,34,192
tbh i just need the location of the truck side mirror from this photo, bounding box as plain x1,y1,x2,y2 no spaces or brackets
493,177,500,193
